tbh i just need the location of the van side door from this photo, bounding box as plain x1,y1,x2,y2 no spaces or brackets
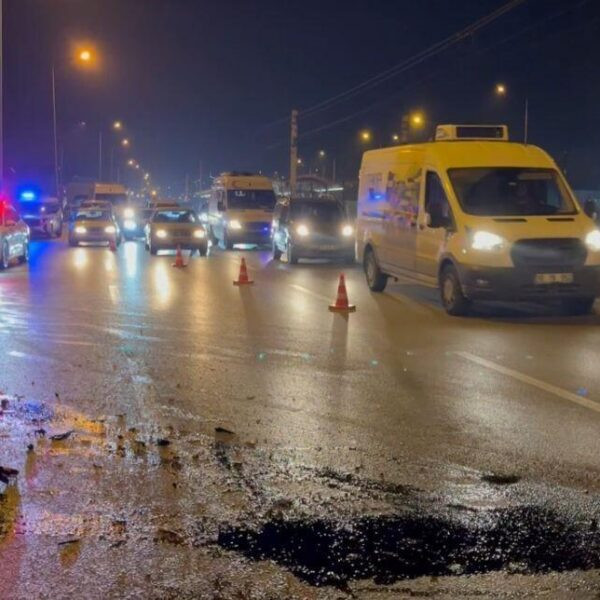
384,167,421,273
416,170,454,279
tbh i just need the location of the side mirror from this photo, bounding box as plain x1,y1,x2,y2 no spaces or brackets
217,200,226,212
584,199,597,220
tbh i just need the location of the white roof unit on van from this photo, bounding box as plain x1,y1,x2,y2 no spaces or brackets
435,124,509,142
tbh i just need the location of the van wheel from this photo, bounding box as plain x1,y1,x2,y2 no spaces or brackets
560,296,595,316
272,241,282,261
364,248,387,292
440,264,471,316
287,242,299,264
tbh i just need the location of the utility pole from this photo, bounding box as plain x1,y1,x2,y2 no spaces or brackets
523,97,529,145
0,0,3,193
51,65,60,197
400,115,409,144
289,109,298,196
98,131,102,180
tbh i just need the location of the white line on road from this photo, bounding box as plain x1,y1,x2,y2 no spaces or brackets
456,351,600,414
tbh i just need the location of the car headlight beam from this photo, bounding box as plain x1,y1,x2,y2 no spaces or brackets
74,226,87,235
123,208,135,219
156,229,168,239
342,224,354,237
193,229,206,239
471,230,504,251
296,224,309,237
585,229,600,251
104,225,116,234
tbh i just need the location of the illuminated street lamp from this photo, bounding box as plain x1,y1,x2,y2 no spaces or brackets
411,112,424,127
392,133,400,142
127,159,135,167
360,130,372,143
113,121,123,130
495,83,507,96
318,149,326,158
79,49,92,63
121,138,130,147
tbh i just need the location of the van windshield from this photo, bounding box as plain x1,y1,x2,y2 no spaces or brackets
227,189,276,210
448,167,577,216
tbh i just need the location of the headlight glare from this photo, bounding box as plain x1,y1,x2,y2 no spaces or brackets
123,208,135,219
342,224,354,237
156,229,167,239
104,225,116,234
74,225,87,234
296,224,309,237
193,229,206,239
471,230,504,251
228,219,242,230
585,230,600,251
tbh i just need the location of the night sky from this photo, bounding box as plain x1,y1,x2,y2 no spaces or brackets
4,0,600,196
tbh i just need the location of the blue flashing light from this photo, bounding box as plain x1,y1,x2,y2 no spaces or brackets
20,190,36,201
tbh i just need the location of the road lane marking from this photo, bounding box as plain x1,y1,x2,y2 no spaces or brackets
456,351,600,414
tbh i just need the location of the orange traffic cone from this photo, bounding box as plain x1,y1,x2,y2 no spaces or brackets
109,237,117,252
172,245,187,268
329,273,356,313
233,257,253,285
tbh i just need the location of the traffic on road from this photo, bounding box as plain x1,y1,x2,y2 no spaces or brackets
2,1,600,598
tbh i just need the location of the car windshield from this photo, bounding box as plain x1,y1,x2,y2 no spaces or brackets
95,193,127,206
153,210,197,223
290,201,345,222
448,167,577,216
227,189,276,210
74,209,111,221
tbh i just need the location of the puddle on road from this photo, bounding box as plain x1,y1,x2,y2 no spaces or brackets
218,505,600,587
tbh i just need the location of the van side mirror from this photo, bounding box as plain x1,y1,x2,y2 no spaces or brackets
584,199,597,220
427,210,451,229
217,200,226,212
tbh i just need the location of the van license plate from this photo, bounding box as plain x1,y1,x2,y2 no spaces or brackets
534,273,574,284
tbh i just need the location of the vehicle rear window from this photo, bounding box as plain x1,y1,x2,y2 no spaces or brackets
153,210,197,223
75,210,111,221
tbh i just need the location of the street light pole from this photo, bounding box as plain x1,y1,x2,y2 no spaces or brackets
98,131,102,180
51,64,60,198
524,97,529,145
0,0,3,193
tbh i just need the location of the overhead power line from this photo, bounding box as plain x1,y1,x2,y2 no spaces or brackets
300,0,528,118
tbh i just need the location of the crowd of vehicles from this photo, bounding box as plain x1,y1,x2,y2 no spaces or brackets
4,125,600,316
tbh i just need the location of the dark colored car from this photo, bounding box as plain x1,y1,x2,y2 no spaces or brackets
18,199,63,238
271,197,355,264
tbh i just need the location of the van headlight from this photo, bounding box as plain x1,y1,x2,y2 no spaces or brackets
156,229,167,239
74,225,87,234
193,229,205,239
342,224,354,237
228,219,242,230
123,208,135,219
124,219,136,230
296,224,309,237
585,230,600,251
104,225,116,234
471,230,504,251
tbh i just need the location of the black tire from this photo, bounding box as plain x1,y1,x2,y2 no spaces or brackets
272,240,282,261
287,242,299,264
0,242,9,270
364,247,387,292
150,243,158,256
56,222,63,237
560,296,595,316
19,242,29,264
198,245,208,257
440,264,471,316
222,232,234,250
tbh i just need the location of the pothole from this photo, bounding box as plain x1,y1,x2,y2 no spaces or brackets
218,506,600,587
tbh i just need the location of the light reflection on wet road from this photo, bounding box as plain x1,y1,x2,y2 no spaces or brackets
1,236,600,598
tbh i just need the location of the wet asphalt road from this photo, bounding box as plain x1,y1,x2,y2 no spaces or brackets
1,236,600,598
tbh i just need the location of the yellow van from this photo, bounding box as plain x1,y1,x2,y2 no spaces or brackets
356,124,600,315
207,172,276,249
